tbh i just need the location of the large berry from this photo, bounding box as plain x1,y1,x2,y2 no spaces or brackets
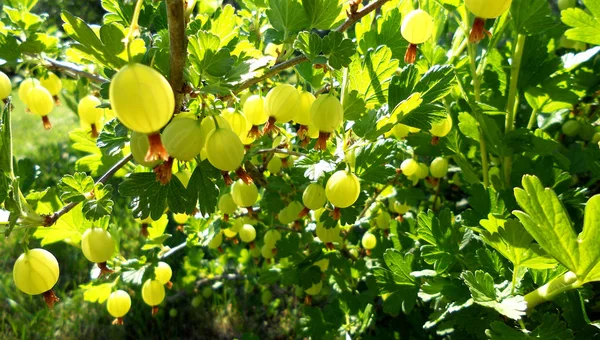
18,78,40,104
131,131,161,168
465,0,512,19
142,279,165,306
401,9,434,45
265,84,300,123
107,290,131,318
13,248,59,295
26,85,54,116
231,180,258,207
155,262,172,285
362,232,377,250
311,94,343,134
218,193,238,215
162,117,205,161
239,224,257,243
295,91,316,126
401,158,419,176
0,71,12,100
81,228,115,263
78,96,103,126
40,72,62,96
243,95,268,126
430,114,453,137
326,170,360,208
430,157,449,178
205,128,245,172
302,183,327,211
222,108,249,138
109,63,174,134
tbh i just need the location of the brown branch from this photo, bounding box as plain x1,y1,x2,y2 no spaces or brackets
41,56,108,83
43,154,133,226
166,0,188,112
220,0,390,102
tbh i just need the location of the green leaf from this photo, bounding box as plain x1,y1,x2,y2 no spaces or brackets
561,0,600,45
321,31,355,70
373,250,418,315
96,119,129,157
462,270,527,320
577,195,600,281
187,161,220,215
511,0,557,36
486,313,573,339
0,33,19,66
302,0,342,30
80,280,116,303
293,31,322,61
33,205,92,246
266,0,309,40
347,46,399,107
82,183,114,221
58,172,94,203
19,33,59,54
353,139,398,184
209,5,239,48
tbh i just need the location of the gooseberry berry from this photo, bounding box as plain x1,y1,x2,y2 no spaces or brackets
155,262,172,285
362,232,377,250
279,201,305,224
261,244,275,259
401,9,434,64
302,183,327,213
430,157,449,178
391,124,410,139
109,63,174,162
311,94,343,150
40,72,62,97
205,127,245,174
325,170,361,210
316,222,341,244
295,91,316,140
81,228,115,265
218,193,238,217
374,210,391,230
13,248,59,296
107,290,131,324
231,180,258,208
267,156,283,174
430,114,453,138
173,213,189,225
142,279,166,312
305,281,323,296
562,120,581,137
200,115,232,144
558,0,576,10
263,84,300,133
243,94,268,137
239,224,257,243
26,85,54,130
264,229,281,247
222,108,249,138
18,78,40,104
223,227,238,238
208,232,223,249
0,71,12,100
162,117,205,161
401,158,419,176
416,162,429,179
78,95,104,137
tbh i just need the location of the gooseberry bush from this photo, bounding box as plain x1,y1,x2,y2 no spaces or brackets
1,0,600,338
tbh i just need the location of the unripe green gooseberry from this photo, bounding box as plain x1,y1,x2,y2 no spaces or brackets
205,128,245,171
0,71,12,99
401,9,434,45
311,94,344,133
109,63,174,134
142,279,165,306
314,258,329,272
223,227,237,238
208,232,223,249
222,108,249,138
295,91,316,126
265,84,300,123
430,114,453,137
592,132,600,144
391,124,410,139
162,117,205,161
40,72,62,96
173,213,189,224
131,131,161,168
264,229,281,247
81,228,115,263
562,120,581,137
316,222,341,243
231,218,244,232
26,85,54,116
243,94,268,126
107,290,131,318
416,162,429,179
155,262,172,285
218,193,238,215
261,244,275,259
305,281,323,296
18,78,40,104
267,156,282,173
325,170,361,208
239,224,256,243
375,210,391,230
430,157,449,178
231,180,259,207
465,0,512,19
362,232,377,250
202,286,213,298
261,290,272,305
303,183,327,211
13,248,59,295
401,158,419,176
78,95,103,126
558,0,576,10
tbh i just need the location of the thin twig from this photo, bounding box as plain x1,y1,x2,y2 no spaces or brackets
219,0,390,102
165,0,188,112
44,154,133,226
160,240,188,259
196,273,245,287
41,56,108,83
